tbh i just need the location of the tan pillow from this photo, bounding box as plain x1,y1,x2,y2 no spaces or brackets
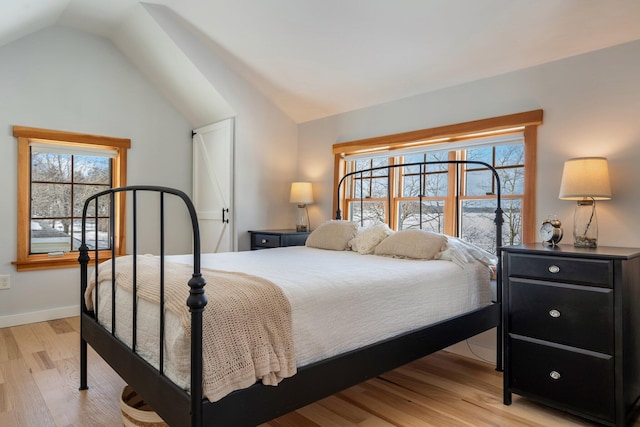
306,220,359,251
374,229,447,260
349,223,393,254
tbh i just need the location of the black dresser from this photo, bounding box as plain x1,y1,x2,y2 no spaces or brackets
502,243,640,426
249,229,310,250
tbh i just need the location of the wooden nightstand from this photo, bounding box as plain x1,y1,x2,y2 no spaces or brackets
502,243,640,426
249,229,310,250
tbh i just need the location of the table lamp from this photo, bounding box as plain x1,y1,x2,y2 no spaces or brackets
290,182,313,232
559,157,612,248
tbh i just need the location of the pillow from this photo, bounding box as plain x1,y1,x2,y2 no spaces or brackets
439,237,498,267
374,229,447,260
349,223,393,255
305,220,358,251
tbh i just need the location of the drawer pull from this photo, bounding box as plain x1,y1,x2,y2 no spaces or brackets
549,370,561,380
261,239,268,244
548,265,560,273
549,309,561,318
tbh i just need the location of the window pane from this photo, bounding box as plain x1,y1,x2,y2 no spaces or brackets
74,185,111,217
401,172,448,197
73,218,111,251
460,199,497,253
498,167,524,195
354,177,389,198
371,158,389,177
349,201,385,227
74,155,111,184
466,147,492,164
496,144,524,166
402,174,421,197
31,183,71,218
398,201,444,233
31,152,71,183
501,199,523,247
461,199,521,253
31,219,71,254
370,177,388,198
465,170,493,196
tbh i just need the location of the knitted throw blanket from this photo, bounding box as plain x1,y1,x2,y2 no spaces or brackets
86,255,296,402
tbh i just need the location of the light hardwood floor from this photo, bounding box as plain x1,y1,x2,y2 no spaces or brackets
1,317,638,427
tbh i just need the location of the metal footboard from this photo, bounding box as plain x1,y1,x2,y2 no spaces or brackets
78,185,206,426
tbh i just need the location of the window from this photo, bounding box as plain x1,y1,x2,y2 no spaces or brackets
333,110,542,252
13,126,130,271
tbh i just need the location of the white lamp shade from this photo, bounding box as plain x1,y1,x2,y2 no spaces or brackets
290,182,313,204
559,157,612,200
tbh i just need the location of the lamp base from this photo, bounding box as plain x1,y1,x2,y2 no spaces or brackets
295,204,310,233
574,235,597,248
573,199,598,248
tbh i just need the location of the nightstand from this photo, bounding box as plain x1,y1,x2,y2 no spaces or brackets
249,229,310,250
502,244,640,426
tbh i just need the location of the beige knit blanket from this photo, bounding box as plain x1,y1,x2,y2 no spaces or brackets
85,255,296,402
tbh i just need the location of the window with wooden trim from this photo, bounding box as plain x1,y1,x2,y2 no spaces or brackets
13,126,130,271
333,110,542,252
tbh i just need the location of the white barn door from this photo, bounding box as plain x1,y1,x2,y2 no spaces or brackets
192,118,235,253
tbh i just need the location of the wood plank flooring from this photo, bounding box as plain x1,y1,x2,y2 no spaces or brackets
1,317,638,426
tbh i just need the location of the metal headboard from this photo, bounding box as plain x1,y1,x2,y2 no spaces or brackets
335,159,504,253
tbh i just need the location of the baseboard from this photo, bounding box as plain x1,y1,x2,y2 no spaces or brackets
0,305,79,328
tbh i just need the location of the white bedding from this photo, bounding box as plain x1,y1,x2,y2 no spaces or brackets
90,246,493,399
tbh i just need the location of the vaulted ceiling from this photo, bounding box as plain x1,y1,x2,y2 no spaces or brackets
3,0,640,124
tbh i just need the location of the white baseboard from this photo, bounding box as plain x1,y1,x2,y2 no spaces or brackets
0,305,80,328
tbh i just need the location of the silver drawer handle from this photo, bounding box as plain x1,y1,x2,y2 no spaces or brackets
549,309,561,318
261,239,268,244
550,371,561,380
548,265,560,274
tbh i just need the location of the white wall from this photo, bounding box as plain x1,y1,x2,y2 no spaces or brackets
298,39,640,361
145,5,299,250
0,26,193,326
299,39,640,249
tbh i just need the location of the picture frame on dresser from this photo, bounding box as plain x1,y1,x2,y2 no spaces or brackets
501,243,640,427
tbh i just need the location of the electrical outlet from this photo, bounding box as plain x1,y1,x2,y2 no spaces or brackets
0,275,10,290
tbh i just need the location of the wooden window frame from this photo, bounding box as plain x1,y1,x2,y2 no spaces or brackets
333,110,542,243
13,126,130,271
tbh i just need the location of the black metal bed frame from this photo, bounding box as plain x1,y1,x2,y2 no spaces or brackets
78,160,504,427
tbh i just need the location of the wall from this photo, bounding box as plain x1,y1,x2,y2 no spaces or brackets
0,26,193,327
299,39,640,247
298,39,640,360
144,5,300,250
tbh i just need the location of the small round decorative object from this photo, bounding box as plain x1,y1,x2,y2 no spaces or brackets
540,218,563,246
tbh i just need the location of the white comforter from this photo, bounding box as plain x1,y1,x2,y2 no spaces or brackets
91,246,492,398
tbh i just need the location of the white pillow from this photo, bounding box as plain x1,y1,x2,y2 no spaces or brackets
349,224,393,255
305,220,359,251
439,237,498,267
374,229,447,260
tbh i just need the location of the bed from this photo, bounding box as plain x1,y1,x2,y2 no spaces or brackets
79,160,504,427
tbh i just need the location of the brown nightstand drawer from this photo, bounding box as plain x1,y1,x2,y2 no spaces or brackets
509,278,613,354
510,336,614,422
251,233,281,249
508,254,612,287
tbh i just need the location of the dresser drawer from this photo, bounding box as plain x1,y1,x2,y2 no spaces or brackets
510,336,614,422
509,278,613,353
507,253,612,287
251,233,281,249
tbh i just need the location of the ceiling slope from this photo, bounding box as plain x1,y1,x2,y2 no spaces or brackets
3,1,640,124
